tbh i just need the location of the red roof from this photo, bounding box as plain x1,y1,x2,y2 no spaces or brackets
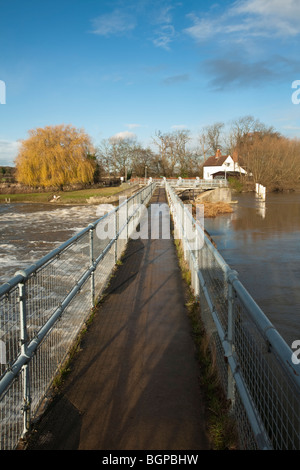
203,154,228,167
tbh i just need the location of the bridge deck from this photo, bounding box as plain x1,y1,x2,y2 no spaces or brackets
28,188,209,450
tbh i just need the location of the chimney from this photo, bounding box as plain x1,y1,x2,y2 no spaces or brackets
215,149,222,159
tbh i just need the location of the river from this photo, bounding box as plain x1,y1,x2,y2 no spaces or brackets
1,194,300,347
204,191,300,347
0,203,100,283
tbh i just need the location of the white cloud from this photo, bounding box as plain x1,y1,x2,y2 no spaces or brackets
150,4,177,50
0,140,20,166
91,9,136,36
110,131,137,142
233,0,300,20
153,25,176,50
154,5,174,25
184,13,217,41
184,0,300,42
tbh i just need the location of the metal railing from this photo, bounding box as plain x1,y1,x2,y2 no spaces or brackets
147,177,228,189
0,182,156,450
165,181,300,450
169,177,228,188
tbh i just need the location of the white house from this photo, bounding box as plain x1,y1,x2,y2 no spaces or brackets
203,149,247,180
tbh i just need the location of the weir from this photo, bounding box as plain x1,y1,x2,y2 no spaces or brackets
0,181,300,450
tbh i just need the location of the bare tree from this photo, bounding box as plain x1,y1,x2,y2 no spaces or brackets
97,136,137,180
170,130,192,176
131,145,156,177
228,115,279,153
152,131,173,176
240,133,300,190
199,122,225,156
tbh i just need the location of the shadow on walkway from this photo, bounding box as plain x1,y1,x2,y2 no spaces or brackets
28,188,209,450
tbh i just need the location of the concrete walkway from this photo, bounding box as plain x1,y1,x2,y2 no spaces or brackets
28,188,209,450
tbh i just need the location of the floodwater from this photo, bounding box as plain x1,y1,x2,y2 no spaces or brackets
1,193,300,347
0,203,100,284
204,192,300,346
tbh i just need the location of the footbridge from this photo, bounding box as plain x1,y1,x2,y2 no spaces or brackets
143,177,229,200
1,181,300,450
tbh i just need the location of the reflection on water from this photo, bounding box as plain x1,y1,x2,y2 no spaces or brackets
0,203,99,284
204,192,300,346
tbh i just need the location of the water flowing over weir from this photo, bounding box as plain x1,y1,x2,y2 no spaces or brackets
1,180,300,450
0,203,101,283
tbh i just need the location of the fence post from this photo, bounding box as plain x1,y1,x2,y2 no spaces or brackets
194,227,200,297
183,205,188,261
126,198,129,241
89,226,95,308
115,208,119,263
18,278,31,437
227,272,238,408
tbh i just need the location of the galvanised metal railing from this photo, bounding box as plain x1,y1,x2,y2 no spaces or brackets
165,181,300,450
148,177,228,189
0,182,156,450
170,177,228,188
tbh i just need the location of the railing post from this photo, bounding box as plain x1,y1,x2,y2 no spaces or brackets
194,227,200,297
126,198,129,240
227,273,238,409
182,205,187,261
18,278,31,437
89,226,95,308
115,208,119,263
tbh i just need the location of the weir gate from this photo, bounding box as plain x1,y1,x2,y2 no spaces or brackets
0,180,300,450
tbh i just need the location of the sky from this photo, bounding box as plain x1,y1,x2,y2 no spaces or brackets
1,0,300,165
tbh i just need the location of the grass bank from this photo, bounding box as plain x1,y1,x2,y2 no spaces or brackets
0,185,130,205
191,199,234,218
202,201,233,218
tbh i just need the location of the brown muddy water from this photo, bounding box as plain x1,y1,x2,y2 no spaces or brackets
204,191,300,347
1,193,300,347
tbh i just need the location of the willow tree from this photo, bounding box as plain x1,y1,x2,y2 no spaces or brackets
15,124,96,188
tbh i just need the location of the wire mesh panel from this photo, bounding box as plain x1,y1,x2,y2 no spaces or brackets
232,293,300,450
0,375,23,450
0,285,20,380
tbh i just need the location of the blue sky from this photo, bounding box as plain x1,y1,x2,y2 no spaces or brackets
1,0,300,165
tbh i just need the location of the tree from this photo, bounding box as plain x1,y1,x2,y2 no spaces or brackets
152,131,173,176
199,122,225,156
131,145,156,177
15,124,96,188
227,115,279,153
97,135,137,180
239,133,300,189
170,130,192,176
151,129,194,177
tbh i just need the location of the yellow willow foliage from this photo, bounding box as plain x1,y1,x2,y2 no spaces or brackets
15,124,96,187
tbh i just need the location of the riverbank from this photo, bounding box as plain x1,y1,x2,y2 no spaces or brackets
0,184,135,205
